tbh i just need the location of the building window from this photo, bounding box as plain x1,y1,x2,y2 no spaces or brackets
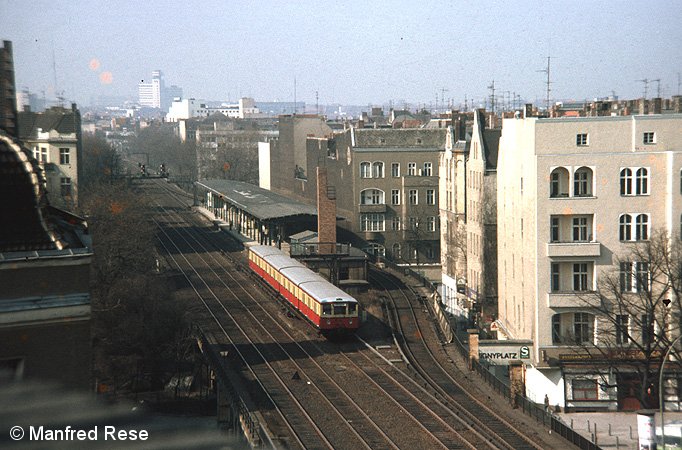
620,262,633,292
572,379,598,400
360,189,384,205
392,243,401,258
574,167,592,196
40,147,48,162
427,216,436,232
619,214,632,241
550,167,569,197
551,263,560,291
360,213,385,231
391,216,402,231
360,162,371,178
391,189,400,205
635,214,649,241
620,262,649,293
408,162,417,176
643,132,655,144
552,315,562,343
635,168,649,195
551,217,560,242
616,315,630,344
426,189,435,205
59,148,70,165
573,263,589,291
408,217,418,230
620,168,633,195
576,133,588,146
642,313,654,345
372,161,384,178
408,189,418,205
391,162,400,177
425,246,435,259
423,162,432,176
572,217,588,242
60,177,72,197
574,313,592,344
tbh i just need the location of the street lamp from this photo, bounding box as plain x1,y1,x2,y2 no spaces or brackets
659,333,681,449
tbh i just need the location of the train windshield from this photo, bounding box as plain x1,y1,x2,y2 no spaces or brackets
333,304,346,315
348,303,357,315
322,304,332,315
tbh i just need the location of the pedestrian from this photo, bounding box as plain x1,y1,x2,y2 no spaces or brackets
544,394,549,412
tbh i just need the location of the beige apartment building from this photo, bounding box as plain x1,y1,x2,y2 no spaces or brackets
497,112,682,410
439,110,500,323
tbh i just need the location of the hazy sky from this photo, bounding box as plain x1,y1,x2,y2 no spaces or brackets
2,0,681,108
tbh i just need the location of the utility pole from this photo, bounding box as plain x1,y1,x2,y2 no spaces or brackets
637,78,649,99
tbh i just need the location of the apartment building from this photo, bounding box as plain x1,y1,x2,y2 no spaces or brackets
0,132,93,388
262,116,447,270
497,111,682,410
17,104,83,209
439,110,500,323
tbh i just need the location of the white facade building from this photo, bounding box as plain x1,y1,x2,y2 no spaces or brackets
138,70,163,108
497,112,682,410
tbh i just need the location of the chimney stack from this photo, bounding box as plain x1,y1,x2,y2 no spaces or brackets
316,167,337,254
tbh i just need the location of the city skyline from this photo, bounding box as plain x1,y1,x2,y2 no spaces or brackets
2,0,681,108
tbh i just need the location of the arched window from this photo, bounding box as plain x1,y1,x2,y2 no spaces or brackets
619,214,632,241
574,167,593,197
360,161,371,178
372,161,384,178
392,243,401,259
360,188,384,205
635,214,649,240
635,168,649,195
550,167,569,197
620,168,632,195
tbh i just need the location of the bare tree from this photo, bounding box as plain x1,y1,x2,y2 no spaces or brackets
80,133,122,186
577,229,682,409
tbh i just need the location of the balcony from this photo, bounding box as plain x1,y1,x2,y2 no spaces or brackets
547,291,600,308
358,203,386,213
547,241,601,258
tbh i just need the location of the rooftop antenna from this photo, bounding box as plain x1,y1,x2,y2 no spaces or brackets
636,78,649,99
652,78,661,98
487,80,496,114
440,87,448,113
537,56,552,112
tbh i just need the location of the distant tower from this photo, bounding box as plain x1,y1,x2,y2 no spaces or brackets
138,70,164,108
0,40,18,137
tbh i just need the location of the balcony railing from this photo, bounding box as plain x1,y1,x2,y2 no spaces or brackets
547,291,600,308
547,241,601,258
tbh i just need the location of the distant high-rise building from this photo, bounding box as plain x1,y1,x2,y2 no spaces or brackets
138,70,182,110
138,70,163,108
0,40,18,137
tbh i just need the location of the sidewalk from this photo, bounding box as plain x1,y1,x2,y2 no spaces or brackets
555,411,682,449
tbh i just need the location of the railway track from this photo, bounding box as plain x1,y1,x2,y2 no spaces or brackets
142,179,563,449
369,268,545,450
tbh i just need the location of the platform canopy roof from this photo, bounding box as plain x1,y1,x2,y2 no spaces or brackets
196,179,318,220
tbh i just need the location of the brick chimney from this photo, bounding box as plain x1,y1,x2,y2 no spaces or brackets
316,167,337,254
651,97,662,114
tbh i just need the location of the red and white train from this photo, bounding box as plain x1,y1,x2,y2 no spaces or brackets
247,245,359,333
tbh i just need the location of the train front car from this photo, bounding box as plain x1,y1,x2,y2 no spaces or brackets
301,280,360,335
